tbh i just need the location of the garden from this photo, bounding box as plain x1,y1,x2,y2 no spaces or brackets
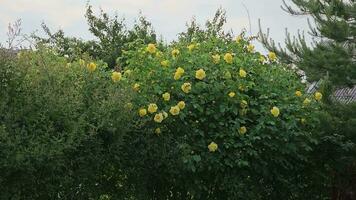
0,1,355,199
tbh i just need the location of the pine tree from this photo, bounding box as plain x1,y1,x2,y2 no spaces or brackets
259,1,356,199
259,0,355,88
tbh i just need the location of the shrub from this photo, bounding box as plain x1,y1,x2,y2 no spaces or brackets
0,48,134,199
121,36,323,199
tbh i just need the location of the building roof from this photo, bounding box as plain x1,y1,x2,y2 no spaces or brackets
307,80,356,104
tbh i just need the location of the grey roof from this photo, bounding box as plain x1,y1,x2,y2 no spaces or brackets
307,80,356,104
332,86,356,104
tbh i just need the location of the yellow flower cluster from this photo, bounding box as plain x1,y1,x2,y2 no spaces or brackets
139,108,147,117
239,68,247,78
171,49,180,57
208,142,218,152
295,90,302,97
177,101,186,109
146,44,156,54
87,62,97,72
228,92,236,98
270,106,280,117
111,71,122,82
224,53,233,64
154,113,164,123
162,92,170,101
133,83,140,91
212,54,220,64
174,67,185,80
148,103,158,113
268,52,277,62
195,69,206,80
181,82,192,93
236,35,242,43
169,105,180,115
239,126,247,135
187,44,196,52
240,100,248,109
314,92,322,101
247,44,255,53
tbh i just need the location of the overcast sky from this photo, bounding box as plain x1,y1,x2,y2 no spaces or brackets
0,0,311,51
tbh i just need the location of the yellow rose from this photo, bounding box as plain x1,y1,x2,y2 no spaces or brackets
171,49,180,57
303,98,311,105
169,106,180,116
270,106,280,117
247,44,255,53
133,83,140,91
154,113,164,123
148,103,158,114
224,53,233,64
268,52,277,62
239,126,247,135
228,92,236,98
181,82,192,93
176,67,185,75
146,43,156,54
295,90,302,97
162,92,170,101
236,35,242,43
161,60,170,67
208,142,218,152
212,54,220,64
174,72,182,80
314,92,322,101
155,128,161,135
187,44,195,52
240,100,248,108
259,55,266,64
139,108,147,117
195,69,206,80
177,101,185,109
87,62,97,72
111,71,122,82
239,68,247,78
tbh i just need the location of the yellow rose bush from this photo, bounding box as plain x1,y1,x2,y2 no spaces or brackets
121,36,322,198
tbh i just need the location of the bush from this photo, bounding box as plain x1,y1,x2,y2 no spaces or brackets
120,36,323,199
0,48,134,199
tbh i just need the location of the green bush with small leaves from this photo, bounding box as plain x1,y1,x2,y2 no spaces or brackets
0,49,134,199
121,36,323,199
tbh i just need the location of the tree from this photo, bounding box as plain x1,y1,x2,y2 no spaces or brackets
34,5,157,69
259,0,355,88
259,1,356,199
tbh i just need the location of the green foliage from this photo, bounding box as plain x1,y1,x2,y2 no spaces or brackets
0,49,134,199
34,5,157,69
177,8,233,43
259,0,355,86
121,35,323,199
